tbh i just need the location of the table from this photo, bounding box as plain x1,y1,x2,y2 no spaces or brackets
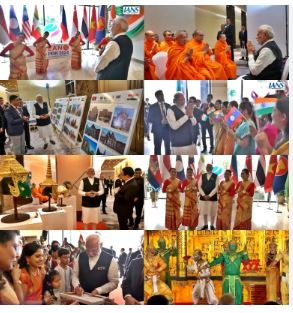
0,212,42,230
60,292,106,305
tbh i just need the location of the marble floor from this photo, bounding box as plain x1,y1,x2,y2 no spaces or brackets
0,50,143,80
144,197,289,230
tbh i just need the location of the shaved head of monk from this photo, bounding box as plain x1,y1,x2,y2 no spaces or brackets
192,30,204,42
175,30,188,46
163,30,173,42
145,30,155,42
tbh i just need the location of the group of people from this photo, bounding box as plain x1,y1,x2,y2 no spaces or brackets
0,94,55,155
0,231,143,305
144,237,289,305
78,167,144,230
145,90,289,155
144,23,284,80
0,17,133,80
161,164,255,230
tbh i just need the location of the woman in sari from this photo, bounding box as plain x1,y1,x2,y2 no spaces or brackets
19,242,49,304
271,97,289,155
180,167,199,230
0,33,34,79
69,31,86,70
33,31,51,74
162,168,182,230
233,101,257,155
216,169,235,230
233,169,255,230
144,245,173,303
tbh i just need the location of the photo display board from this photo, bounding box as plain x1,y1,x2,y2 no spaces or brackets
51,97,69,131
62,96,87,145
81,89,143,155
23,100,37,125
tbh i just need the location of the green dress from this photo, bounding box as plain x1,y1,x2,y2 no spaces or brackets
233,120,256,155
209,251,249,304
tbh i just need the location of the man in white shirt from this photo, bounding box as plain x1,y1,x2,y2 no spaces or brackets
95,17,133,80
78,168,104,230
166,92,198,155
198,164,219,230
72,234,119,297
32,94,55,150
244,24,283,79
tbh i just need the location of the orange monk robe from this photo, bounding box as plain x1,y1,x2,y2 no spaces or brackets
159,40,174,52
186,39,227,80
32,187,49,203
144,40,159,80
165,43,205,80
214,40,237,79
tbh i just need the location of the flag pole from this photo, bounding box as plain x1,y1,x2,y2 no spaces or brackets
266,192,273,210
275,201,282,214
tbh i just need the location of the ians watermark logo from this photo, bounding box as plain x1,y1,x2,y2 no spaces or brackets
123,6,140,15
268,82,286,90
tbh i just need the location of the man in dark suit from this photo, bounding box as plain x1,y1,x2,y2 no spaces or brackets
99,174,109,214
224,18,234,61
107,177,113,195
18,98,34,150
4,95,28,155
148,90,171,155
0,97,6,155
200,94,214,153
113,167,139,230
118,248,127,277
239,25,248,61
188,97,202,145
131,168,144,230
121,255,143,304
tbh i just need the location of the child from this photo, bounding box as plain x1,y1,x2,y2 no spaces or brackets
55,248,73,292
42,270,62,305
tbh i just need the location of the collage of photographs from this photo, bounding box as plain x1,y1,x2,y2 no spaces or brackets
0,2,290,308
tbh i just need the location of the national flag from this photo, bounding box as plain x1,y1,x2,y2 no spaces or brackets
211,110,224,123
107,5,116,32
96,5,106,45
224,107,244,130
255,155,266,187
254,97,277,117
273,155,288,194
264,155,278,193
230,155,238,185
147,155,162,191
196,155,205,181
32,5,42,39
0,5,10,45
188,156,196,178
88,5,97,43
60,6,69,42
71,5,79,37
176,155,185,180
162,155,172,181
251,91,258,101
9,5,20,41
22,5,31,40
201,106,215,122
81,6,89,39
245,155,253,180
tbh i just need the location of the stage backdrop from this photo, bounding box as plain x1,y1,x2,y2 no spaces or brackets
62,96,87,146
81,89,143,155
51,97,69,131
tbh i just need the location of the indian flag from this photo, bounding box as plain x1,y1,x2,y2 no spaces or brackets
254,97,277,116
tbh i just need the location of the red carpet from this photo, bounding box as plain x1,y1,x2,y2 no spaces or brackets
76,222,108,230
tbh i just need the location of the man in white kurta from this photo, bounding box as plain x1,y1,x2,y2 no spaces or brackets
198,164,219,230
32,94,55,150
78,168,104,230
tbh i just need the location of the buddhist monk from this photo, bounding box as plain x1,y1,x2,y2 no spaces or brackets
187,30,227,80
31,183,49,203
159,30,175,52
214,34,237,79
165,30,205,80
144,30,159,79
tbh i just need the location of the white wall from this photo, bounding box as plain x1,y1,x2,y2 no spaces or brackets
132,30,144,61
145,5,197,41
247,5,288,56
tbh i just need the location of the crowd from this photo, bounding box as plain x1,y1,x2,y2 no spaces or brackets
144,23,285,80
0,231,143,305
145,90,289,155
0,17,133,80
